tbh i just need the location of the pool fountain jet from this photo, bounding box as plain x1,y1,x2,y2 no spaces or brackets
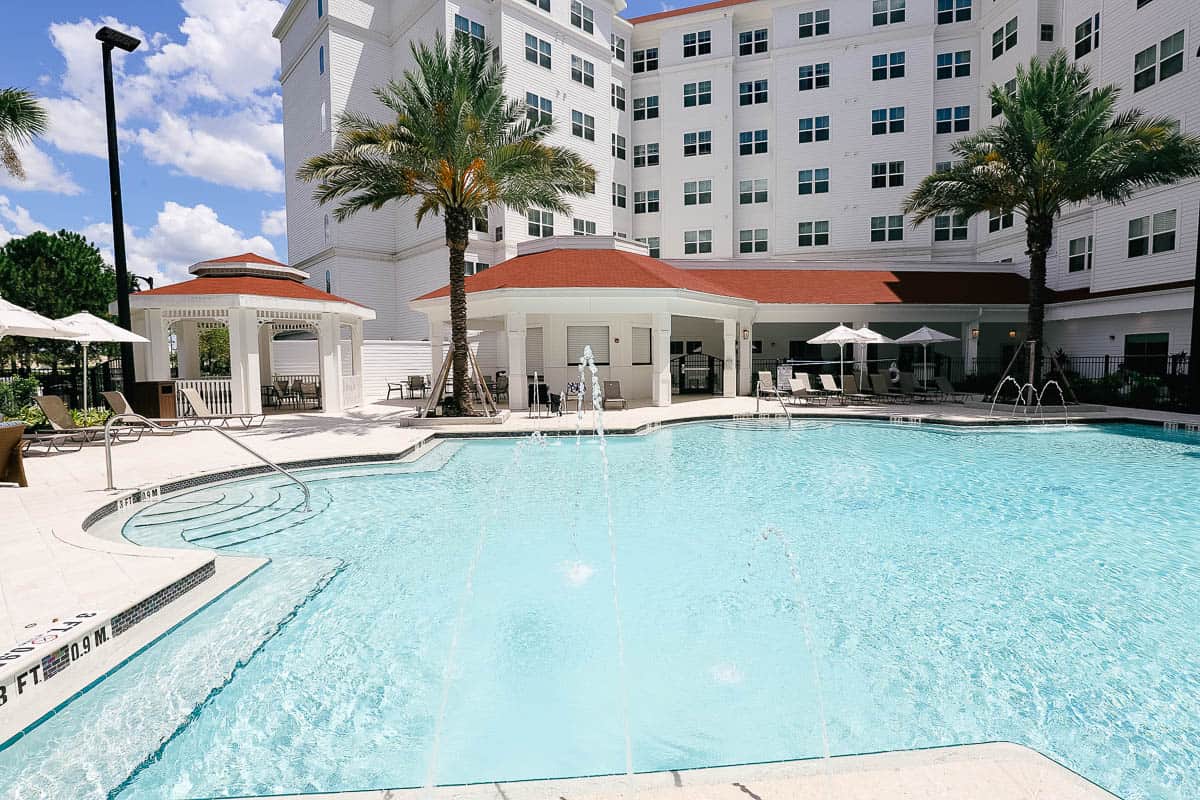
988,376,1071,425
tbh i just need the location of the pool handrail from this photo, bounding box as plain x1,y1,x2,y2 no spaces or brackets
103,412,311,512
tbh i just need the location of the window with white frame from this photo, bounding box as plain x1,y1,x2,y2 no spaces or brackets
612,83,625,110
318,45,324,74
571,55,595,87
871,161,904,188
611,33,625,62
1074,15,1100,58
527,209,553,236
612,133,626,159
739,28,768,55
634,190,660,213
739,178,768,204
464,259,490,276
935,160,952,173
1128,210,1176,256
798,9,830,37
936,105,970,134
798,220,830,246
683,179,712,205
570,110,594,140
612,182,627,208
934,213,969,241
473,211,488,233
1068,235,1093,271
525,34,551,68
633,142,659,167
684,229,713,254
936,50,970,79
631,327,652,365
871,106,905,134
573,218,597,236
739,228,768,253
633,95,659,120
798,167,830,194
683,81,712,106
637,236,661,257
525,0,549,11
455,15,486,48
872,0,905,26
683,30,711,57
739,129,768,155
567,326,610,365
988,209,1014,232
1134,31,1184,92
1041,24,1055,41
739,79,769,105
992,17,1017,59
632,48,658,72
871,215,904,241
798,62,830,90
570,0,594,33
525,92,552,124
683,130,712,157
798,115,830,142
872,51,905,81
936,0,970,24
992,77,1017,117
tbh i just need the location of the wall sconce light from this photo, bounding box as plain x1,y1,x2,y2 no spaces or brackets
1008,329,1017,338
742,328,749,340
970,328,980,339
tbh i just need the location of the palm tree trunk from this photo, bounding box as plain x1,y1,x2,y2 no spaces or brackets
444,209,475,415
1025,215,1053,384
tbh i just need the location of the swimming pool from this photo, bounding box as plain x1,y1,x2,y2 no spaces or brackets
2,421,1198,799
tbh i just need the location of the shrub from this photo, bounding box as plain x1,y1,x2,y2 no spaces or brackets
0,377,41,417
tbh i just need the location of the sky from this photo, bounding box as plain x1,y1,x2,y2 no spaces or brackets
2,0,696,287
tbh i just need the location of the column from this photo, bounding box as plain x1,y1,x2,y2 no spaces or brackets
722,318,737,398
651,311,672,406
141,309,172,381
257,323,274,386
428,317,445,386
853,321,870,383
737,319,753,396
175,319,201,379
350,320,364,405
130,310,153,380
227,309,262,415
962,318,980,375
505,312,528,410
317,313,343,413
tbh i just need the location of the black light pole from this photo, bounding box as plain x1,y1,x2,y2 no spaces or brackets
97,26,141,389
1190,202,1200,412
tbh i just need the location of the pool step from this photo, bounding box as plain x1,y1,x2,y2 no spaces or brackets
130,490,243,526
198,488,335,550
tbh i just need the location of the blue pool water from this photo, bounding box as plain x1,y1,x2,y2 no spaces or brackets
2,422,1199,799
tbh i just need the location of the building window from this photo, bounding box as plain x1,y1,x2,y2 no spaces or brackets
936,105,970,134
798,9,831,37
798,115,830,142
570,0,594,33
934,213,969,241
1074,15,1100,59
871,161,904,188
798,220,830,246
633,143,659,167
612,182,627,208
567,325,610,365
1124,333,1169,375
683,130,712,157
611,133,626,159
684,229,713,254
1041,24,1055,42
318,45,325,74
611,33,625,61
1137,0,1154,7
683,81,712,107
1135,31,1185,92
525,92,552,125
936,0,970,24
798,62,831,90
739,178,768,204
872,51,905,81
633,95,659,120
871,215,904,242
738,79,769,105
1068,235,1093,271
936,50,970,79
683,179,713,205
473,211,488,233
525,0,550,10
455,15,486,48
637,236,661,257
634,190,660,214
631,327,652,365
573,218,597,236
739,28,769,55
872,0,905,26
464,259,490,276
683,30,712,58
988,209,1015,232
739,228,768,253
317,0,323,17
570,110,594,141
935,160,952,173
798,168,830,194
871,106,905,135
571,55,595,87
739,129,768,155
527,209,553,236
1128,210,1176,256
612,83,625,110
992,17,1017,59
525,34,551,68
992,78,1017,117
632,48,658,73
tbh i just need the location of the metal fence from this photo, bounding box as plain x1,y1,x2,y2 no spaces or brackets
672,353,723,395
0,358,124,410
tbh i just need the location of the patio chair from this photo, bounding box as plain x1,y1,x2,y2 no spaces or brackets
840,375,878,405
898,373,938,403
602,380,627,410
935,376,970,403
101,390,180,432
35,395,141,443
869,373,906,403
179,387,265,428
788,375,828,406
493,373,509,402
757,371,787,399
385,380,405,400
300,381,321,408
562,380,588,410
408,375,429,398
274,379,298,406
818,374,844,403
0,421,28,487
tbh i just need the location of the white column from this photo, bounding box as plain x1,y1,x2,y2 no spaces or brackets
317,313,344,413
651,311,672,406
962,318,980,375
142,309,171,381
737,320,753,396
722,318,737,398
258,323,274,386
175,320,201,379
131,310,152,380
351,320,363,381
505,312,528,410
227,309,262,415
428,317,445,384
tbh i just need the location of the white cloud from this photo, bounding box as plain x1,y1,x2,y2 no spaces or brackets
0,196,51,246
0,142,82,196
84,200,277,286
260,207,286,237
41,96,109,159
135,112,284,193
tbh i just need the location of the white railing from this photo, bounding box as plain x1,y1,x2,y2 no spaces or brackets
341,375,362,409
175,378,234,415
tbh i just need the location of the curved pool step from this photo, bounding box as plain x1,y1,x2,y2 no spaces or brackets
177,488,284,538
200,488,334,550
130,490,243,526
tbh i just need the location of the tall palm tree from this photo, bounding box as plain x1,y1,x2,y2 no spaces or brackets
0,89,48,181
299,34,595,413
903,52,1200,379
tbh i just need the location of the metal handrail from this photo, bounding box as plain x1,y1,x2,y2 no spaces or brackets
755,380,794,428
103,413,311,511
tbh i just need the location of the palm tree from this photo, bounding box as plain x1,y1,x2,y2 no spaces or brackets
299,34,595,413
903,52,1200,379
0,89,48,181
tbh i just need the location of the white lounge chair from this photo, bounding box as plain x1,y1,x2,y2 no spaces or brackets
179,387,265,428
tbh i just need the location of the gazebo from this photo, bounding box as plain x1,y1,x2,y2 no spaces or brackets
128,253,375,415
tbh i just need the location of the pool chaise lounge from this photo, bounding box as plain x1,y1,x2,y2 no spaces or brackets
35,395,143,443
179,387,266,429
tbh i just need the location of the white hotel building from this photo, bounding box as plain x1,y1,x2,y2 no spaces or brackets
273,0,1198,405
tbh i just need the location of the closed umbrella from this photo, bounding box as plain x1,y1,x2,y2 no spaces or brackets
0,296,78,340
57,312,148,411
807,324,867,388
895,326,959,388
849,326,894,384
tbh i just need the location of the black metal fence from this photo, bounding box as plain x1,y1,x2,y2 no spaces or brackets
0,358,124,411
672,352,723,395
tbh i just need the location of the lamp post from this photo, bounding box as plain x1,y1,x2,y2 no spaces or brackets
1190,203,1200,412
96,25,141,390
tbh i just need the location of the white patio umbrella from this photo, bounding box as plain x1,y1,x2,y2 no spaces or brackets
849,326,895,384
0,295,78,340
895,326,960,388
807,324,867,388
56,312,148,410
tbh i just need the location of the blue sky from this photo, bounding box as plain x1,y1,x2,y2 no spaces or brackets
2,0,701,286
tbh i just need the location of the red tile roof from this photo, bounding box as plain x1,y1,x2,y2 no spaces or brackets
626,0,756,24
134,276,363,306
1049,279,1193,304
202,252,290,267
413,248,1030,305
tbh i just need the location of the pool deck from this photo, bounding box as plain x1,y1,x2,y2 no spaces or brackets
1,395,1197,780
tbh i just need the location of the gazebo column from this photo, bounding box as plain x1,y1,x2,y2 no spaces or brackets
505,312,528,410
429,317,445,384
226,309,262,415
258,323,274,386
721,318,737,398
317,314,344,413
650,312,671,407
737,320,753,396
349,320,364,406
962,317,981,375
175,320,202,379
135,308,172,381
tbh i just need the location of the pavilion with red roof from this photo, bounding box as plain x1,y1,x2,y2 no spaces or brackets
128,253,375,415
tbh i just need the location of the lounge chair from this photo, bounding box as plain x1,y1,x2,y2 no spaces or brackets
602,380,627,410
818,374,844,402
101,391,181,432
492,373,509,403
788,375,828,406
840,375,878,405
0,421,28,486
35,395,141,442
21,431,84,454
757,371,787,399
935,376,970,403
179,387,265,428
869,373,906,403
898,373,938,403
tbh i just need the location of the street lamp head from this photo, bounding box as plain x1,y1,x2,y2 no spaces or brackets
96,26,141,53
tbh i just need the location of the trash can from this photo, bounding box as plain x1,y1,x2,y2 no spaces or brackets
131,381,176,419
